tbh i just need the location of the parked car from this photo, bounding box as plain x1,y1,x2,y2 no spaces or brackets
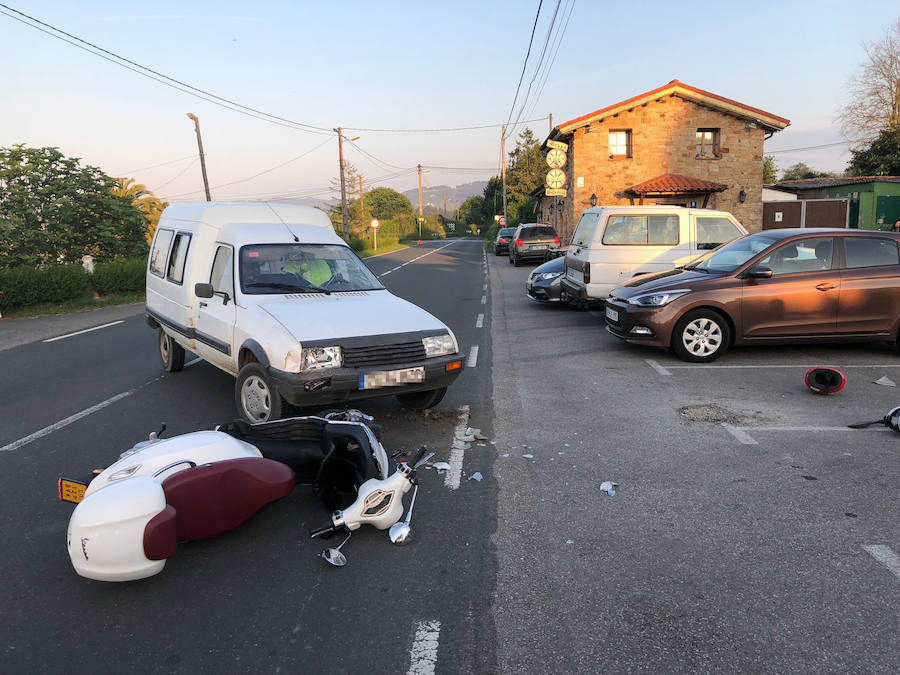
526,256,567,303
562,206,747,304
494,227,517,255
146,203,464,422
604,228,900,362
509,223,561,266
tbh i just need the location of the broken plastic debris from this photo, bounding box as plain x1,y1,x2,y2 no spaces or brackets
599,481,618,496
430,461,451,473
456,433,475,443
501,453,510,458
874,375,896,387
566,540,574,545
522,454,534,459
467,472,483,482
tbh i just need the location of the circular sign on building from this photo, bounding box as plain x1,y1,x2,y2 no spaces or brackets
370,219,380,230
546,148,567,169
545,169,566,189
498,216,507,226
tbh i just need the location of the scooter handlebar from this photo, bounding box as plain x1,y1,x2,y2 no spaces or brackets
409,446,428,467
310,523,336,539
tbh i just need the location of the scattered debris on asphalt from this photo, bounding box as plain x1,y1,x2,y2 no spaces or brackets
522,454,534,459
599,481,618,496
429,461,451,474
467,472,483,482
874,375,896,387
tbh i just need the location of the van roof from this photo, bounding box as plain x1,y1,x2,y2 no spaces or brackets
160,202,334,231
582,206,735,217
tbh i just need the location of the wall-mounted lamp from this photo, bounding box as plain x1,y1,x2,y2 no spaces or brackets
738,189,747,203
589,193,597,207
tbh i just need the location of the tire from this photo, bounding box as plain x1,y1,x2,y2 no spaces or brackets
494,247,501,256
396,387,447,410
671,309,730,363
234,362,286,423
159,329,185,373
508,252,514,264
512,252,521,267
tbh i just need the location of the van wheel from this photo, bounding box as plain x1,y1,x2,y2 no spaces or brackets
159,329,185,372
672,309,730,363
397,388,447,410
235,363,285,423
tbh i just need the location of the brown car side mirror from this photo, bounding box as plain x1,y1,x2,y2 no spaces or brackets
743,266,773,279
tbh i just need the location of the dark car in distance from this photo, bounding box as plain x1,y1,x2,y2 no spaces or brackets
494,227,517,256
526,256,567,303
605,228,900,362
509,223,561,266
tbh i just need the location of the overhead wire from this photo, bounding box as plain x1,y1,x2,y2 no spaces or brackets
155,158,199,192
523,0,576,124
117,154,198,176
505,0,544,129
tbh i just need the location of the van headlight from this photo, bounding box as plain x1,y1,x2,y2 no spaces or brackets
423,333,457,357
627,289,691,307
301,346,343,370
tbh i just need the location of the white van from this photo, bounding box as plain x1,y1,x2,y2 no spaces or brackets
561,206,747,303
146,203,463,422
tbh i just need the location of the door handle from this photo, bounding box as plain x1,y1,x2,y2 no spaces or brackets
199,301,208,308
815,282,836,291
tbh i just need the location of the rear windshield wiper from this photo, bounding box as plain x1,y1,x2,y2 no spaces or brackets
245,282,331,295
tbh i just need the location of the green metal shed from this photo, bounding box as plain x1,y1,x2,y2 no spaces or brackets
774,177,900,230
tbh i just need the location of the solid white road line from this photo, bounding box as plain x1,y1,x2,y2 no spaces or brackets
376,241,457,278
467,345,479,368
722,424,758,445
445,405,470,490
407,619,441,675
43,320,124,343
863,545,900,580
664,363,900,370
475,313,484,328
646,359,671,376
1,389,136,453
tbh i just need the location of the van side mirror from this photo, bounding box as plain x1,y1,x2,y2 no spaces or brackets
743,266,773,279
195,282,214,298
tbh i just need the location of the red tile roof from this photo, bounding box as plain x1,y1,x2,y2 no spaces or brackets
624,173,729,195
556,80,790,135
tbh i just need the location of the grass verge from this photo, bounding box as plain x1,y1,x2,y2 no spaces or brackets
2,290,146,320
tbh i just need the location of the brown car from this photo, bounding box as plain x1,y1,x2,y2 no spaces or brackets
605,228,900,362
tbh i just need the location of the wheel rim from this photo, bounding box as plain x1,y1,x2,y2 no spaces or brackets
682,317,723,357
241,375,271,422
159,333,170,363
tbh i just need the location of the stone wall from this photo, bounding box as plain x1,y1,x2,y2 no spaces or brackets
545,95,766,239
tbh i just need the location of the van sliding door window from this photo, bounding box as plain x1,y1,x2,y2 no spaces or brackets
209,245,234,297
602,215,678,245
571,212,601,247
696,217,743,250
149,229,174,277
166,233,191,284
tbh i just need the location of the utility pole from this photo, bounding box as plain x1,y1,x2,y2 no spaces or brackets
501,125,507,224
358,175,365,237
549,113,553,134
335,126,350,239
417,164,424,217
443,191,447,218
186,113,211,201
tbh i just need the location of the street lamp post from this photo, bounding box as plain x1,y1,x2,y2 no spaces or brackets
186,113,211,201
334,127,360,239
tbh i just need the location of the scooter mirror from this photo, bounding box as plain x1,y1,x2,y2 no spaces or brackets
321,548,347,566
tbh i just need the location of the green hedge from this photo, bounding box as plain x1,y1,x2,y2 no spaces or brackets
0,264,90,310
92,259,147,295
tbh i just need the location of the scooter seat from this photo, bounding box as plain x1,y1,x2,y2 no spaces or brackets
161,458,294,541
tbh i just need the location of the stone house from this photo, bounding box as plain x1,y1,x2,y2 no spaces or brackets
535,80,790,239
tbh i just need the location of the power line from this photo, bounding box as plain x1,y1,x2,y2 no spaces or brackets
523,0,576,124
766,140,856,154
505,0,544,128
346,140,411,171
156,158,199,192
342,117,549,133
509,0,563,136
117,154,197,176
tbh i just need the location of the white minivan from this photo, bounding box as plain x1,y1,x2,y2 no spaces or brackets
561,206,747,303
146,203,463,422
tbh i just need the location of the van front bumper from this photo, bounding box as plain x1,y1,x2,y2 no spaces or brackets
269,354,464,407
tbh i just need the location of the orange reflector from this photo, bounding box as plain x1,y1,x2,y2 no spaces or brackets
445,360,463,372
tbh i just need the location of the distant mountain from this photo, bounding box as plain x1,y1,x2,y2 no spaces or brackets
402,181,488,215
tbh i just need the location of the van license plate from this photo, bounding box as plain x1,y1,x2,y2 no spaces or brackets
359,367,425,390
605,306,619,322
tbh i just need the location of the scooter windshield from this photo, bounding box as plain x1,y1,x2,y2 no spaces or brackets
239,244,384,295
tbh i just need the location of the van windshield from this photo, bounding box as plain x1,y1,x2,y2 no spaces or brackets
689,233,778,273
239,244,384,294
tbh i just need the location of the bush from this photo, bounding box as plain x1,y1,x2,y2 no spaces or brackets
92,258,146,295
0,263,90,310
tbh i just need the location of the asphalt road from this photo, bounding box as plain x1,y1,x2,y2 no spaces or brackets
2,238,898,673
0,238,495,674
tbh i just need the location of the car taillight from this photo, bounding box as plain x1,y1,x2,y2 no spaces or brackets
515,238,523,247
583,263,590,283
554,236,561,245
499,237,507,242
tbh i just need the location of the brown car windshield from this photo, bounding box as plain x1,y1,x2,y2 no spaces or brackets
690,234,778,273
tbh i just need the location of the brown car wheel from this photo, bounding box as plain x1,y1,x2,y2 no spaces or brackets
672,309,730,363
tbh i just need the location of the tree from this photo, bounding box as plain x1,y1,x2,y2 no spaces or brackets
504,128,545,226
781,162,833,181
458,195,486,228
0,145,147,267
112,178,168,245
481,176,503,221
329,161,363,231
364,187,414,221
847,125,900,176
838,19,900,144
763,155,778,183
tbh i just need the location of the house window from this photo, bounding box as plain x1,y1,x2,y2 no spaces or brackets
696,128,720,158
608,130,632,159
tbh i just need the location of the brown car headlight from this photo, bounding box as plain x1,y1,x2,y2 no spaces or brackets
627,289,691,307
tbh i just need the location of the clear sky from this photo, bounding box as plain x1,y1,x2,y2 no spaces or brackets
2,0,898,204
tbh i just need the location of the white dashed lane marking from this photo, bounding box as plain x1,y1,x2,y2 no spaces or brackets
407,619,441,674
467,345,478,368
444,406,470,490
475,313,484,329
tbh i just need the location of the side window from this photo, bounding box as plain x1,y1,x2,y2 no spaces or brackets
696,128,721,158
166,233,191,284
603,215,678,245
149,229,174,277
696,217,743,250
844,237,900,269
571,212,601,247
608,130,632,159
209,245,234,297
758,237,833,275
